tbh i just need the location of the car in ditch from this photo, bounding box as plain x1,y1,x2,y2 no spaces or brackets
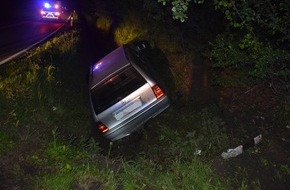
88,42,170,141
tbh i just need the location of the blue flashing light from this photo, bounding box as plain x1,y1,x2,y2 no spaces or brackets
93,62,103,71
44,2,51,9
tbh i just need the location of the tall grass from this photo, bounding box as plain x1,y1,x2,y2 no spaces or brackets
155,106,228,159
0,17,234,190
96,16,112,32
0,29,96,189
66,3,289,189
114,14,148,46
119,156,227,189
0,131,15,154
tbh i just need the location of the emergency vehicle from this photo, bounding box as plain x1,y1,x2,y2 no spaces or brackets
40,1,63,20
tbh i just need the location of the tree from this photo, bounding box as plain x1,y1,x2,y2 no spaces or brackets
158,0,205,22
159,0,290,82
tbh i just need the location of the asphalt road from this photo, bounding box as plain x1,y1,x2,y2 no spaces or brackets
0,0,73,66
0,20,71,65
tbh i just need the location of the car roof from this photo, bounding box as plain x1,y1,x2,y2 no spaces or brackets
90,46,130,89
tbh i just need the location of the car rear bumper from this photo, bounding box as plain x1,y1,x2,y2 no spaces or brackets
103,96,170,141
41,11,60,19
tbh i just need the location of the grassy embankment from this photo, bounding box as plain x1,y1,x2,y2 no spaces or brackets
0,29,234,189
0,19,240,190
95,2,290,190
3,6,286,189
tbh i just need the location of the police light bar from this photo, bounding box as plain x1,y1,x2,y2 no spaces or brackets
44,2,51,9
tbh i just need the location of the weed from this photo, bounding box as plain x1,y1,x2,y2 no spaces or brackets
114,13,147,46
2,6,281,189
28,155,43,167
96,16,112,32
209,33,290,86
0,131,15,154
274,164,290,181
119,156,228,189
36,170,76,190
45,129,82,168
106,142,113,169
78,137,102,156
157,105,228,159
73,164,118,190
250,179,261,190
120,160,145,189
280,164,290,175
260,157,270,167
239,180,249,190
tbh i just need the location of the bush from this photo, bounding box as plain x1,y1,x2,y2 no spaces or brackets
96,16,112,32
114,17,147,46
209,33,290,84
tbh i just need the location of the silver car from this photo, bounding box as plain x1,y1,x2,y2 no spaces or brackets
88,42,170,141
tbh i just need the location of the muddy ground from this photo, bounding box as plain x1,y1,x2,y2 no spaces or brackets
211,84,290,190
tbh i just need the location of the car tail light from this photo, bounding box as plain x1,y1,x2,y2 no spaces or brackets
152,84,165,99
97,121,109,133
40,10,45,15
55,12,60,16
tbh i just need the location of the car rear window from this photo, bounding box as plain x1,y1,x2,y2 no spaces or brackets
91,66,147,114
